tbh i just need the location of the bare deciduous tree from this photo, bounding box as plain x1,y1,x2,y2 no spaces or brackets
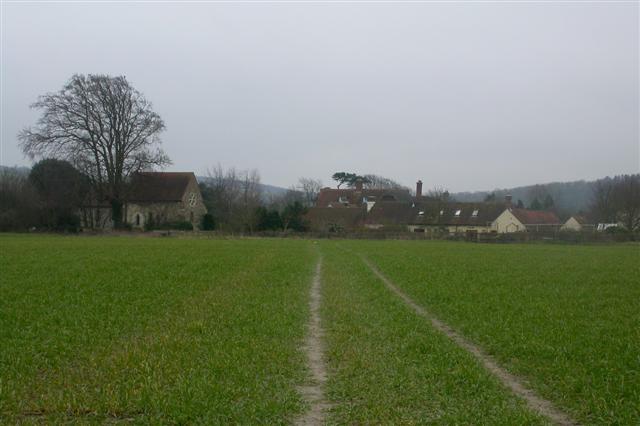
362,174,407,190
19,74,170,227
590,174,640,231
203,165,262,232
240,169,263,233
426,186,450,201
296,177,323,207
611,174,640,231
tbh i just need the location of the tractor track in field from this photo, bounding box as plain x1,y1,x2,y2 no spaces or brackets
361,255,577,426
295,256,330,426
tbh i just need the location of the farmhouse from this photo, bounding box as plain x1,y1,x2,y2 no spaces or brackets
406,201,508,234
316,179,413,210
307,179,413,231
308,179,562,235
81,172,207,230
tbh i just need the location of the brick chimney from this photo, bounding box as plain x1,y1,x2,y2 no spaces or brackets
416,180,423,198
355,178,363,191
504,194,513,207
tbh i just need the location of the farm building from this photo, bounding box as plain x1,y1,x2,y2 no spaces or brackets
81,172,207,230
307,179,413,231
561,215,595,232
126,172,207,230
492,208,561,233
315,179,413,210
305,207,366,232
406,201,508,234
308,179,562,235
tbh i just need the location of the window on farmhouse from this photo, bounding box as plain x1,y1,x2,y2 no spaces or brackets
472,209,479,217
454,210,461,216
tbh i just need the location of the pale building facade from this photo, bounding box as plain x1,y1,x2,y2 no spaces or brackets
81,172,207,230
491,209,526,233
126,172,207,230
561,216,594,232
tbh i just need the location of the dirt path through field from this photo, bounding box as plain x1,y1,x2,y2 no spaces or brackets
295,256,330,426
361,256,577,426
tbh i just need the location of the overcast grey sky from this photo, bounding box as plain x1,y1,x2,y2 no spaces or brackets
1,1,638,192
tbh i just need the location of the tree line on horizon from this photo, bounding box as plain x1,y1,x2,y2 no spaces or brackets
1,73,638,234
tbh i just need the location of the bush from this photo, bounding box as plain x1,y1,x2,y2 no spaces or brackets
152,221,194,231
54,212,81,233
201,214,215,231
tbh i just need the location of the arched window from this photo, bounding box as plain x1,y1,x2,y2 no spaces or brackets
188,193,197,207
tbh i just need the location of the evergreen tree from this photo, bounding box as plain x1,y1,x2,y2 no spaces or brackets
529,198,542,210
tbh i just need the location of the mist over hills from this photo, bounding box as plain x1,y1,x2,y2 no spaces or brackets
450,179,599,215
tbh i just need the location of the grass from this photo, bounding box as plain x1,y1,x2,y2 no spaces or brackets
1,235,637,424
0,235,316,423
319,241,546,424
345,240,640,424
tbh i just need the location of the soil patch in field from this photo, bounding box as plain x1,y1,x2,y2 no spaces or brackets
361,256,577,426
295,257,330,426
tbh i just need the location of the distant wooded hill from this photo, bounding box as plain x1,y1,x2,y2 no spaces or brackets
451,178,609,216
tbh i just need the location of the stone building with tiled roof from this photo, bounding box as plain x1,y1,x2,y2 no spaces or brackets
81,172,207,230
125,172,207,230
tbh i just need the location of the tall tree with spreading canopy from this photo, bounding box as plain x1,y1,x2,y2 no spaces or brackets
296,177,323,207
332,172,370,188
362,174,407,190
19,74,170,227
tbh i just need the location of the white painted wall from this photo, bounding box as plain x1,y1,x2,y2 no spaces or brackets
491,209,525,233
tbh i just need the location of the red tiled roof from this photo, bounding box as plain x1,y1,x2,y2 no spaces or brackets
510,208,560,225
128,172,195,202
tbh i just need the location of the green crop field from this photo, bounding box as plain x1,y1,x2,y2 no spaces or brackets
341,240,640,425
1,235,638,424
0,235,315,423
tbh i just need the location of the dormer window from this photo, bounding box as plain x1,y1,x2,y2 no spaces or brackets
454,209,461,217
472,209,479,217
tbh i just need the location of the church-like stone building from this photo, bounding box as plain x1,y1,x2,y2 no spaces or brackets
125,172,207,230
81,172,207,230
